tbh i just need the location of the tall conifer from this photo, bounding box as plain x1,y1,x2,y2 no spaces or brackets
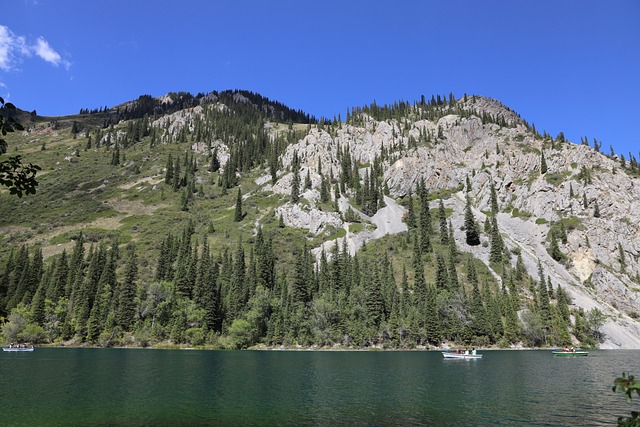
438,199,448,244
464,197,480,246
235,187,243,222
118,245,138,330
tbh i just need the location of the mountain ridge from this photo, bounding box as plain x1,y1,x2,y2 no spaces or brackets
1,90,639,349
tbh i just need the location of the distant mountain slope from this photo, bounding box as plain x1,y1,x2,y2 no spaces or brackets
1,91,639,349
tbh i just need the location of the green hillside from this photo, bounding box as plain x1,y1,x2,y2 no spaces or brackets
0,91,619,349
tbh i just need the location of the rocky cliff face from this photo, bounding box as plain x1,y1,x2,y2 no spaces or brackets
266,96,640,348
116,93,640,347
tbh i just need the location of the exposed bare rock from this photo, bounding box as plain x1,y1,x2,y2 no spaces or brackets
275,203,342,235
264,95,640,347
590,267,640,315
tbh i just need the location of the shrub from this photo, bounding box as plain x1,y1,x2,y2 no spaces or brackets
185,328,206,346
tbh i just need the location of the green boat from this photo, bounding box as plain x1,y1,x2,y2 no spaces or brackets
552,350,588,357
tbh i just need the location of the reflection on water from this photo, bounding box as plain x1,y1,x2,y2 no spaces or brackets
1,348,637,426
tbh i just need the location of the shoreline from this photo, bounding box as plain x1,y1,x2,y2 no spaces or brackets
15,342,605,352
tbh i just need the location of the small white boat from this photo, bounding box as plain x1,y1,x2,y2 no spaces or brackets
3,346,34,352
442,351,482,359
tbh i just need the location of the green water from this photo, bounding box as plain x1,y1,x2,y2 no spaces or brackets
1,348,637,426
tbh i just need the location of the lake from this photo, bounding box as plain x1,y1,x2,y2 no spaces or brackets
1,348,637,426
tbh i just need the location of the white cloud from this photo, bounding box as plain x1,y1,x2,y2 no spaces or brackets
34,37,70,69
0,25,24,71
35,37,61,64
0,25,71,71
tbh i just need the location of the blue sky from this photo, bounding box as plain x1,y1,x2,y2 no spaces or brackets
2,1,639,156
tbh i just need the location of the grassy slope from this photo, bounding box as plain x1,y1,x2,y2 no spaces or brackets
1,113,501,295
0,115,313,284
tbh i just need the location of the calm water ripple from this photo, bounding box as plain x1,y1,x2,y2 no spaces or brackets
1,348,638,426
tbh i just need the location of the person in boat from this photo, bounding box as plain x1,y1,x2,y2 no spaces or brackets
564,346,569,352
472,348,477,355
571,346,575,353
456,349,460,354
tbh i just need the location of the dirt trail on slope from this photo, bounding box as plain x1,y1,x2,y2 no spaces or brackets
311,196,407,260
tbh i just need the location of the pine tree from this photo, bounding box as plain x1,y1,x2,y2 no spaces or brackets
419,188,432,253
484,282,503,342
412,238,426,306
365,263,385,327
447,257,459,290
234,187,243,222
174,232,195,298
438,199,448,244
406,191,416,229
448,220,457,260
424,284,440,345
549,232,563,261
304,169,312,190
484,216,492,234
228,239,246,318
593,200,600,218
31,285,46,325
165,153,174,183
66,235,85,299
291,169,300,203
320,176,329,203
210,146,220,172
291,245,309,308
435,253,449,290
110,144,120,166
155,235,173,282
618,242,626,272
48,250,69,301
469,279,487,339
180,188,189,211
172,159,181,191
489,215,503,264
193,241,210,305
540,149,547,174
490,180,499,214
201,256,221,332
556,285,571,323
86,269,114,343
537,263,551,340
559,221,568,244
73,244,104,337
464,197,480,246
118,245,138,330
502,284,520,343
0,248,15,309
334,182,341,212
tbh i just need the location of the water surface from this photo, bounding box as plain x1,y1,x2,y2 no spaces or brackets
1,348,637,426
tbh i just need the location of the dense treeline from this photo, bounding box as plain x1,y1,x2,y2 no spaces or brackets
113,90,316,124
347,93,525,133
0,193,604,349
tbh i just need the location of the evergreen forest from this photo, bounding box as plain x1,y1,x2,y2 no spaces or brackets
0,90,631,349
